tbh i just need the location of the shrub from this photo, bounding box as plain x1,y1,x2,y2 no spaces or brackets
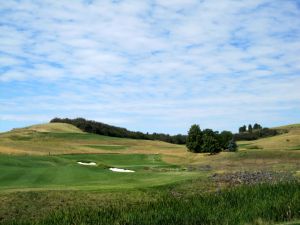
227,139,238,152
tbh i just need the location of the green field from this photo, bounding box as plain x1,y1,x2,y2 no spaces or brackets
0,153,196,191
0,123,299,224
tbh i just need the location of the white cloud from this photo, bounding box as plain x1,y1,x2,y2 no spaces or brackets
0,0,300,133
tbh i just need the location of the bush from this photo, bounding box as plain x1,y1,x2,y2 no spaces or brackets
227,139,238,152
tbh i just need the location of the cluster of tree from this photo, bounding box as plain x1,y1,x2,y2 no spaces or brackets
235,123,278,141
238,123,262,133
50,118,187,144
186,124,237,154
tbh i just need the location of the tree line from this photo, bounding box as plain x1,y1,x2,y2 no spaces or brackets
235,123,279,141
50,118,187,144
186,124,237,154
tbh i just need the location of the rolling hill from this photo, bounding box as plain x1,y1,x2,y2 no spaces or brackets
0,122,299,187
0,123,193,191
0,123,186,156
0,122,299,224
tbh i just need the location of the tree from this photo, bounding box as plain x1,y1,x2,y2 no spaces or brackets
248,124,253,133
172,134,186,144
202,134,221,154
186,124,203,153
202,129,214,136
228,139,238,152
239,125,247,133
219,131,233,150
253,123,262,130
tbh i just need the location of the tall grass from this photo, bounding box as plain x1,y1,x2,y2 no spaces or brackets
5,182,300,225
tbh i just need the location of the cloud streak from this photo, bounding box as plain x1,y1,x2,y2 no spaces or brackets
0,0,300,133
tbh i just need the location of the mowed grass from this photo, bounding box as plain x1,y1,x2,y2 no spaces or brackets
0,153,195,191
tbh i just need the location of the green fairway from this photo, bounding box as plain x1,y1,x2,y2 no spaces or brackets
0,153,195,191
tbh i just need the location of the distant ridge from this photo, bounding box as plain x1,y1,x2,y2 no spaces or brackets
50,117,187,144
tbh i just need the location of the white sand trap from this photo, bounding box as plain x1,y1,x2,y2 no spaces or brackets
109,168,135,173
77,161,97,166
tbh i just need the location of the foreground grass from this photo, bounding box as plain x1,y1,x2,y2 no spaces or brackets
2,182,299,225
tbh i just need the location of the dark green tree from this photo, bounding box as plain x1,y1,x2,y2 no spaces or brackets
248,124,253,133
186,124,203,153
202,129,218,138
253,123,262,130
202,134,221,154
239,125,247,133
219,131,233,150
227,139,238,152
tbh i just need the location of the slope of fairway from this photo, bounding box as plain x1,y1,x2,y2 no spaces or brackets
0,153,196,191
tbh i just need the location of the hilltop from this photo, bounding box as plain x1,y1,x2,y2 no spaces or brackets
15,122,84,133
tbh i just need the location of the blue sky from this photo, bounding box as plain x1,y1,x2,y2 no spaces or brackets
1,0,300,134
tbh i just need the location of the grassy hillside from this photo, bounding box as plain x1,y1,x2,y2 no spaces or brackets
0,123,299,224
0,123,195,191
239,124,300,151
27,122,84,133
0,123,186,156
0,122,299,175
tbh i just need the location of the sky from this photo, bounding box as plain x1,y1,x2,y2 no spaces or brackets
0,0,300,134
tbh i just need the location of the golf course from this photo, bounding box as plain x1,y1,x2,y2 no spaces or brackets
2,0,300,223
0,122,299,224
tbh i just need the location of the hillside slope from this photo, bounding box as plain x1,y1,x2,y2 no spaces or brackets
0,123,186,157
27,123,84,133
0,123,299,174
238,124,300,151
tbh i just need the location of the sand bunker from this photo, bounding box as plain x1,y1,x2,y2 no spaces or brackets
77,161,97,166
109,168,135,173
